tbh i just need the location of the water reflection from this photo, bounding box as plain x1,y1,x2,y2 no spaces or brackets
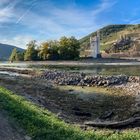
0,62,140,76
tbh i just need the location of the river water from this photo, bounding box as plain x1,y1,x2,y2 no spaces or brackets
0,61,140,76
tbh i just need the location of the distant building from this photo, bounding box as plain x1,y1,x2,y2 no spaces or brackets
90,31,101,58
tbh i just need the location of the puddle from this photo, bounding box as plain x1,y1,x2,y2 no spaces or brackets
0,71,29,77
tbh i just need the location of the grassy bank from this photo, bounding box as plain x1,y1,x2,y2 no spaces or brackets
0,87,140,140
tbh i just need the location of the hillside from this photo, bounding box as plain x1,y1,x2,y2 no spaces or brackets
80,24,140,57
0,43,24,60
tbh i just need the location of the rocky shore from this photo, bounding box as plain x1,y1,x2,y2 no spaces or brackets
41,70,140,86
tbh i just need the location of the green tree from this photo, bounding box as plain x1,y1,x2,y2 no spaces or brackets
24,40,38,61
48,40,59,60
16,52,24,61
59,36,80,60
69,36,80,59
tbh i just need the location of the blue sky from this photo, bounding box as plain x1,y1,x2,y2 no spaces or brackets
0,0,140,49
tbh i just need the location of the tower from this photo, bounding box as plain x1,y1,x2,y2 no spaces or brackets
90,31,100,58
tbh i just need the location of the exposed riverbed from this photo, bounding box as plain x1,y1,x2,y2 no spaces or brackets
0,61,140,129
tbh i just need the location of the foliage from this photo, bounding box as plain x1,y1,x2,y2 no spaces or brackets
16,52,24,61
9,48,24,62
9,48,18,62
9,36,80,61
38,42,49,60
38,40,59,60
59,36,80,60
24,37,80,61
24,40,38,61
47,40,59,60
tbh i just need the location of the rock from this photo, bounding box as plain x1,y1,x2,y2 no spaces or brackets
41,70,130,87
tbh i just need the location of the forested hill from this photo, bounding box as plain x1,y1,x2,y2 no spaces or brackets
80,24,140,52
0,43,24,60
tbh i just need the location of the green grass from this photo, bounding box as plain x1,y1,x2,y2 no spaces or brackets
0,86,140,140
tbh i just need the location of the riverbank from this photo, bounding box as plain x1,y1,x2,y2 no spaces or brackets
0,65,140,130
0,73,138,125
1,86,140,140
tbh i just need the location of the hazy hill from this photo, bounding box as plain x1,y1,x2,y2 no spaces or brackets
0,43,24,60
80,24,140,56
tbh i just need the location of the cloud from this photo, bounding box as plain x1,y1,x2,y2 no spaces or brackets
0,0,20,23
14,0,116,34
0,35,34,49
0,0,10,7
0,0,117,48
16,0,38,24
129,19,140,24
92,0,117,16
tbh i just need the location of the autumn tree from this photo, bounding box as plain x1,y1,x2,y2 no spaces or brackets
9,48,18,62
38,42,49,60
9,48,24,62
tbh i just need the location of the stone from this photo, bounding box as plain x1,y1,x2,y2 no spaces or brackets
41,70,129,87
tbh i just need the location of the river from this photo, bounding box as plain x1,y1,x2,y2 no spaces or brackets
1,61,140,76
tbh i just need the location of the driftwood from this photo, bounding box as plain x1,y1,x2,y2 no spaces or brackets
84,117,140,128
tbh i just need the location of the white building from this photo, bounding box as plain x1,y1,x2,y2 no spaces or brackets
90,31,100,58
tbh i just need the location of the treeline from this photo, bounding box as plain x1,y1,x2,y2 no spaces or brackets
9,36,80,61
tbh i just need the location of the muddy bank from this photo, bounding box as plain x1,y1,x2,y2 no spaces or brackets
0,67,140,129
0,74,137,127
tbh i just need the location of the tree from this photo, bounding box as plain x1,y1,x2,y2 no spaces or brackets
38,41,59,60
24,40,38,61
9,48,24,62
59,36,71,60
59,36,80,60
9,48,18,62
47,40,59,60
38,42,49,60
16,52,24,61
68,36,80,59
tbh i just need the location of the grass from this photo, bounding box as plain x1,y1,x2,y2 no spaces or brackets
0,86,140,140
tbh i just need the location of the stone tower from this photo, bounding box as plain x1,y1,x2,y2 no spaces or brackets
90,31,100,58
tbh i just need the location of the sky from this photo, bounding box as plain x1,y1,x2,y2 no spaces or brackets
0,0,140,49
